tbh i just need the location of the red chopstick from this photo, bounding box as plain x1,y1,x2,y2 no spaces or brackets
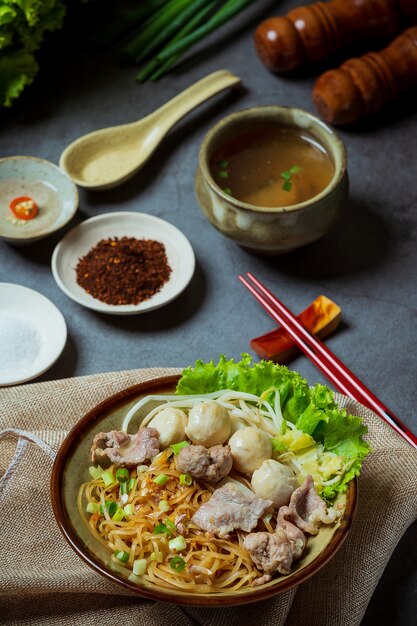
239,272,417,450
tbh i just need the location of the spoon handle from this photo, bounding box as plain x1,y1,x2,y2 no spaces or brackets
147,70,241,131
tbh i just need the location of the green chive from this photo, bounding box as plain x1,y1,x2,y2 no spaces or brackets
154,523,172,538
217,170,229,179
114,550,129,563
170,441,189,455
179,473,192,486
164,517,177,531
112,507,126,522
100,500,118,517
86,502,100,514
169,536,187,552
116,468,130,483
89,466,103,480
101,469,115,487
169,555,186,572
124,503,135,516
217,159,229,169
282,181,292,192
133,558,147,576
153,473,169,486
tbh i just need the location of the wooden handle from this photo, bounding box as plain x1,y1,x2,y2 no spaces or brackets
312,26,417,124
254,0,417,73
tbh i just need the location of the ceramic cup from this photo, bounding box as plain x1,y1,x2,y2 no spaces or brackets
195,106,348,255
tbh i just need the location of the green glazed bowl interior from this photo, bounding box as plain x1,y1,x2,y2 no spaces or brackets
199,106,347,214
51,375,357,607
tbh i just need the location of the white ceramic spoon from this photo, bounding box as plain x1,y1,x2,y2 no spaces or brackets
59,70,241,190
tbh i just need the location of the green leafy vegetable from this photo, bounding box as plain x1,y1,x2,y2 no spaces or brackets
0,0,65,107
176,354,371,498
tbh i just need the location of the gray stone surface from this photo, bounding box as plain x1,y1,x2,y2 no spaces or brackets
0,0,416,623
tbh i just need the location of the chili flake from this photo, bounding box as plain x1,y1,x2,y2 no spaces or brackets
75,237,172,305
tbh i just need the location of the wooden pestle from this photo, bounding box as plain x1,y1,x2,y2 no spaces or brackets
254,0,417,73
312,27,417,124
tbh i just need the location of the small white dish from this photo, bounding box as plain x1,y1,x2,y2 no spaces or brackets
0,156,78,244
0,283,67,386
51,212,195,315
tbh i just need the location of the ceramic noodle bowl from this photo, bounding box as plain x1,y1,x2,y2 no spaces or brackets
195,106,348,255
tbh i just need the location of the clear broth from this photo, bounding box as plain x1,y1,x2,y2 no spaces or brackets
211,127,335,209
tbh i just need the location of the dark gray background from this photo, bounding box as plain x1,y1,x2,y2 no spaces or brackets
1,0,416,623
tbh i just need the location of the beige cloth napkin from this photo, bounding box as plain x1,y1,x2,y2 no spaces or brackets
0,367,416,626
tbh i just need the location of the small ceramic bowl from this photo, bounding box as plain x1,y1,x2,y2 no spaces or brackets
0,156,78,244
195,106,348,255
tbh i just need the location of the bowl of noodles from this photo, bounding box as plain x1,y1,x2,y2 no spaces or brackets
51,357,368,606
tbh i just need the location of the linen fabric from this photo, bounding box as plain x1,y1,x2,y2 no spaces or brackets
0,367,416,626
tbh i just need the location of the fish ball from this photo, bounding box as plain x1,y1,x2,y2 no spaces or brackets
148,408,187,449
251,459,297,507
186,401,231,447
229,427,272,474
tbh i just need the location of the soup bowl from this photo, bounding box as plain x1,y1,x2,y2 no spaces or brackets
195,106,348,255
51,375,357,606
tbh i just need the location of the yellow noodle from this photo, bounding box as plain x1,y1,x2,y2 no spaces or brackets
78,453,268,592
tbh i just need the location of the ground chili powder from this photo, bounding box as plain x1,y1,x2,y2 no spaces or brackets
75,237,172,305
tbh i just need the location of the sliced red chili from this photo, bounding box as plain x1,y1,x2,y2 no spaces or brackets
10,196,39,220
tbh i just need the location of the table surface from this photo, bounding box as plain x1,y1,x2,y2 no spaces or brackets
1,0,416,623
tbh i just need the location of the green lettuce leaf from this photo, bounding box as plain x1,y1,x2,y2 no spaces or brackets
0,48,37,106
176,354,371,498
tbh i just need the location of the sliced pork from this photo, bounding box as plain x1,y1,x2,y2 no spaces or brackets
276,506,306,559
244,528,293,575
192,484,272,538
91,427,160,467
176,444,233,483
289,474,337,535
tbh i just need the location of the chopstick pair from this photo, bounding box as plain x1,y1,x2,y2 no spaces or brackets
239,272,417,450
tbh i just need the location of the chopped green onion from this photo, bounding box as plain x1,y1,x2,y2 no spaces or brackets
179,473,192,486
116,468,130,483
217,159,229,169
129,478,136,492
217,170,229,179
153,473,169,486
120,481,128,497
169,555,186,572
86,502,100,514
112,507,126,522
168,536,187,552
123,503,135,516
271,438,287,455
114,550,129,563
289,165,300,174
101,469,115,487
222,187,232,195
133,558,147,576
100,500,118,517
154,523,172,538
282,181,292,192
137,465,148,473
159,499,170,512
164,517,177,531
89,466,103,480
280,170,291,181
170,441,189,455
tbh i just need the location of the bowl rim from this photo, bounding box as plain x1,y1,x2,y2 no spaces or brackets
50,374,357,607
198,106,348,215
0,155,79,241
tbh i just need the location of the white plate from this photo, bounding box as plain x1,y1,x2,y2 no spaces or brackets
0,283,67,386
51,212,195,315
